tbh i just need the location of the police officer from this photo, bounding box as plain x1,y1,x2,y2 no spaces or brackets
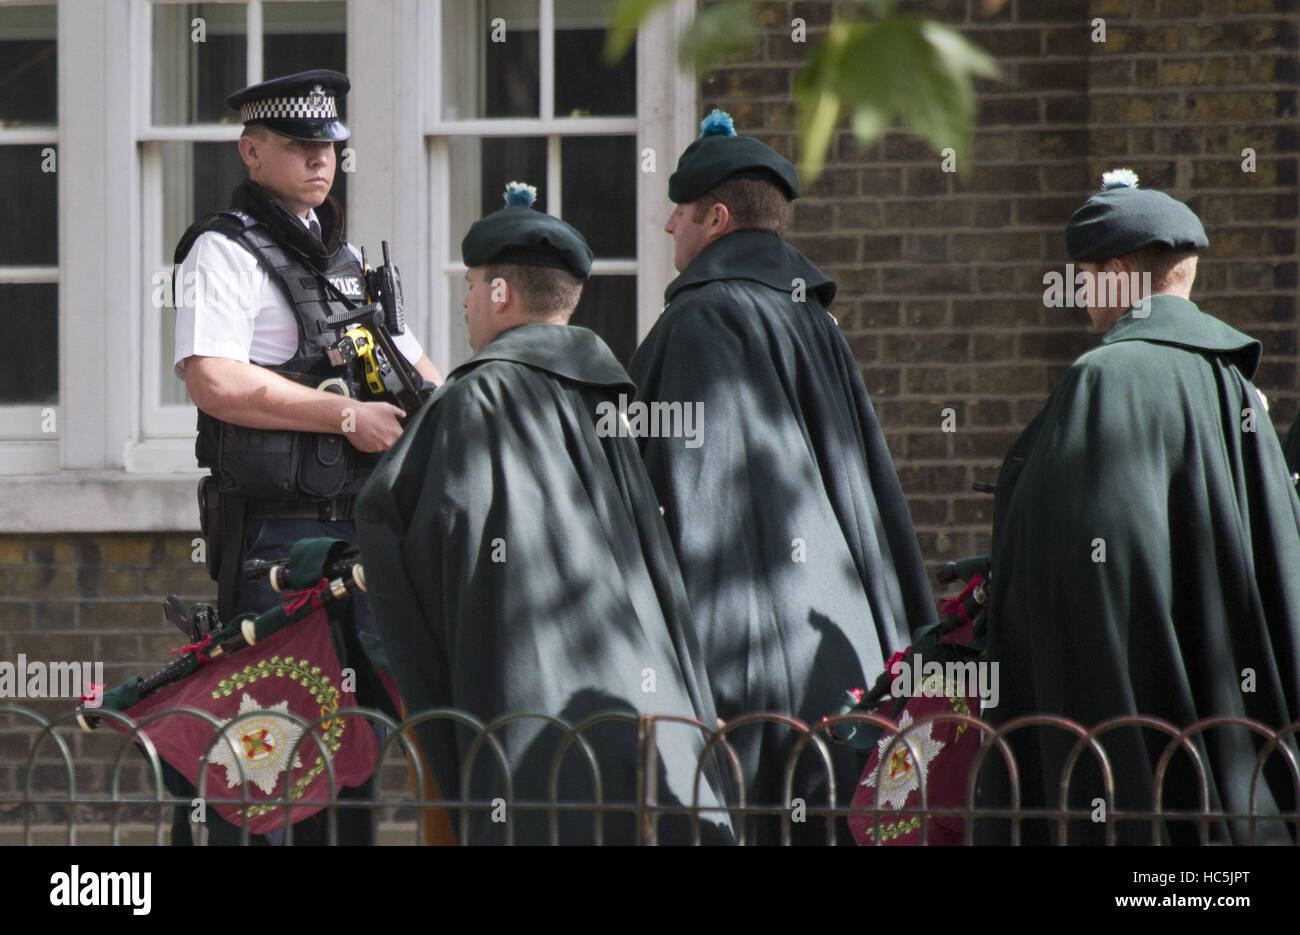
171,69,439,845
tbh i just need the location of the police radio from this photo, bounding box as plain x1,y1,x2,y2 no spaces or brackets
362,241,405,335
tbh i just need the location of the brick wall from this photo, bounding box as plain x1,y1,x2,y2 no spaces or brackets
704,0,1299,569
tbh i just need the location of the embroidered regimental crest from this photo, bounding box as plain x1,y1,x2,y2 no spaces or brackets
208,692,306,795
862,709,946,809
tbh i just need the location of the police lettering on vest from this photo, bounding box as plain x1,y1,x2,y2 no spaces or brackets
329,275,363,298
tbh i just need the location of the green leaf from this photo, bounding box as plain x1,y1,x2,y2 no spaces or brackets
793,16,1001,183
678,1,763,71
603,0,673,65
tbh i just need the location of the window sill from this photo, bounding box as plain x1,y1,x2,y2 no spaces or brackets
0,465,203,533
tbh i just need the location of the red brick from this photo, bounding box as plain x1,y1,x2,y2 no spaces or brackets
950,232,1041,261
1185,21,1280,52
77,601,165,631
968,28,1042,58
862,366,900,398
880,333,970,365
901,300,949,328
903,367,950,394
978,96,1041,125
901,235,948,264
1090,93,1182,123
879,265,974,297
973,333,1017,360
840,302,899,329
880,200,970,228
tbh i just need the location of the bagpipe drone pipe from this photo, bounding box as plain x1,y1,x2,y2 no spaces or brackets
827,554,991,845
74,538,401,835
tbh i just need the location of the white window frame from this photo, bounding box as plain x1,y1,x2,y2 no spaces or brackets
0,1,59,471
423,0,638,372
349,0,696,378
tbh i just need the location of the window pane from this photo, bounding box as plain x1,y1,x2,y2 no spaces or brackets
561,136,635,258
0,145,57,265
555,0,633,117
262,2,346,82
152,3,247,125
0,283,57,404
442,0,539,119
447,136,547,261
159,142,248,256
572,275,636,367
0,4,56,125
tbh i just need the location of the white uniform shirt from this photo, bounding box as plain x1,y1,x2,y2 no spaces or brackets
173,208,424,380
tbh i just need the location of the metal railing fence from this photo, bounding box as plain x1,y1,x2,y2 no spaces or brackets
2,705,1297,845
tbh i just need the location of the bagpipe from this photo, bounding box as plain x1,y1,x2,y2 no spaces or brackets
828,554,992,846
74,538,398,835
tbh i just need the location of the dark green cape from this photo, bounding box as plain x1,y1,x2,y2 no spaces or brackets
356,324,734,844
981,295,1300,844
628,230,935,842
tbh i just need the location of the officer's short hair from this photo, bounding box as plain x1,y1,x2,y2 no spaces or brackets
1116,244,1199,290
241,123,269,141
484,263,583,319
692,178,794,235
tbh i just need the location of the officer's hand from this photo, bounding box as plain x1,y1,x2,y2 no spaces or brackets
344,401,407,452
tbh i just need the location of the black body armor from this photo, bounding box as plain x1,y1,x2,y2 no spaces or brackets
174,180,378,501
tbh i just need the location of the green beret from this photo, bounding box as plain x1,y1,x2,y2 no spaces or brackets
667,110,799,204
461,182,594,279
1066,169,1208,262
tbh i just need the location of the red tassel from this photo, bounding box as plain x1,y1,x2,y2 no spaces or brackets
281,577,330,615
936,573,985,625
172,632,214,666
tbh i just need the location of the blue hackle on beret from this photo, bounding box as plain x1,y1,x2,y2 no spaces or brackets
503,181,538,208
1100,168,1140,190
699,109,737,138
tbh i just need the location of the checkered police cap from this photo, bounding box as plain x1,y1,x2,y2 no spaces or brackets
226,69,350,142
239,88,338,123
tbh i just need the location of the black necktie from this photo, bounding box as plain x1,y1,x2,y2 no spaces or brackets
309,218,322,241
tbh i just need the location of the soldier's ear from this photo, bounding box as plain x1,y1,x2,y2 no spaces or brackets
709,200,733,234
